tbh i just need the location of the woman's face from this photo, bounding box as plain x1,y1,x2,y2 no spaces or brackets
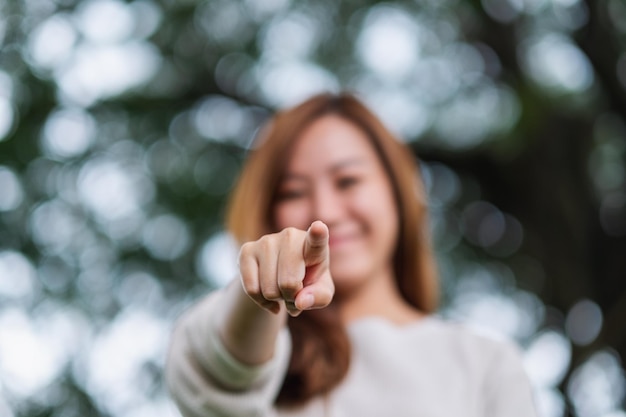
273,114,399,295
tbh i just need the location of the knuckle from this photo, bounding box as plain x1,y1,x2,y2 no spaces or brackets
258,235,275,251
259,300,277,312
280,227,300,241
280,278,303,294
239,268,254,286
238,242,254,259
261,287,281,301
242,279,262,298
257,235,268,247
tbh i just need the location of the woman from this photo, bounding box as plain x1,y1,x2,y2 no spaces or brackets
165,93,538,416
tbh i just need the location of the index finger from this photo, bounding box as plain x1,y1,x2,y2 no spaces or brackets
303,220,329,267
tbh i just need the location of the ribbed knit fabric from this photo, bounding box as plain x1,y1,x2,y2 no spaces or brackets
166,290,538,417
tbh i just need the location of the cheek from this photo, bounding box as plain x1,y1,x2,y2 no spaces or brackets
357,181,396,219
361,183,399,241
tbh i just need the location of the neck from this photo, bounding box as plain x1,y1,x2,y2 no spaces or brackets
336,266,423,325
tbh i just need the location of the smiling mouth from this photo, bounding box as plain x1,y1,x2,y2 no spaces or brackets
328,234,359,248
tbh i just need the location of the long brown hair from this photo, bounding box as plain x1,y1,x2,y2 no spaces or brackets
226,92,439,405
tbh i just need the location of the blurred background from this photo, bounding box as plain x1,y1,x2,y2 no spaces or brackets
0,0,625,416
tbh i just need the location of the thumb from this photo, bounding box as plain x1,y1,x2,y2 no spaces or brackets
303,220,329,267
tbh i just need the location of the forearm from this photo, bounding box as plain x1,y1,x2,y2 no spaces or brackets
215,279,288,366
166,287,292,416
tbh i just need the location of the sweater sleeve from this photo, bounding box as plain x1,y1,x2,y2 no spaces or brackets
165,290,292,417
483,340,538,417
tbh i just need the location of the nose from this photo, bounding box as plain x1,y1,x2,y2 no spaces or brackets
312,184,344,225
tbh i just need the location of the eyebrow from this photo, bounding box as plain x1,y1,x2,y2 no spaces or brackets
281,158,367,181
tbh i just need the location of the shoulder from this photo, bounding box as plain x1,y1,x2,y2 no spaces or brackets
369,315,527,380
348,315,524,367
420,316,525,362
424,316,521,349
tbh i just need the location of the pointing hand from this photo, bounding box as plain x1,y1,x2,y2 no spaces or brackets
238,220,334,316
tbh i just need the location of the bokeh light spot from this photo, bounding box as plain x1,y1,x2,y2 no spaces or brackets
257,60,339,108
245,0,291,21
423,162,462,208
433,81,520,149
37,256,74,294
461,201,524,256
360,89,431,140
0,307,72,398
0,98,14,141
57,41,161,107
193,96,246,143
142,215,190,261
129,0,163,40
27,13,77,70
195,0,252,47
0,166,24,211
521,33,594,93
85,307,168,416
78,157,154,223
197,231,239,287
600,192,626,236
524,330,572,388
357,5,420,79
261,11,319,60
481,0,523,23
408,57,459,105
75,0,135,44
0,251,37,300
567,350,626,417
41,108,96,159
193,150,240,196
565,299,603,346
29,199,85,254
534,387,566,417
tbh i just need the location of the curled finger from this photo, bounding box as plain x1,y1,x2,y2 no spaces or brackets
239,247,280,314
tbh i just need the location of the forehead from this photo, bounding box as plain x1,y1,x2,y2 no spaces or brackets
286,114,379,170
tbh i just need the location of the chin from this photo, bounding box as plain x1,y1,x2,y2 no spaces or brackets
329,266,369,294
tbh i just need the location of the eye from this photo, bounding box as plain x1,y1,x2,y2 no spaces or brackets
337,176,359,189
276,188,306,201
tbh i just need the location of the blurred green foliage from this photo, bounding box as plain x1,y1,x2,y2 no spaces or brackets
0,0,625,416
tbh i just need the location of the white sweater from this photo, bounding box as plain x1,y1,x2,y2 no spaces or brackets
166,290,538,417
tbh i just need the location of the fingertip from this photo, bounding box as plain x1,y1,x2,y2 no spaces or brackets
307,220,329,243
309,220,328,233
295,293,315,310
285,301,302,317
299,278,334,309
259,300,281,315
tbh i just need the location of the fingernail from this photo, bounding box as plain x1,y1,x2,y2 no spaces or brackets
297,294,314,310
288,309,301,317
262,301,280,315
